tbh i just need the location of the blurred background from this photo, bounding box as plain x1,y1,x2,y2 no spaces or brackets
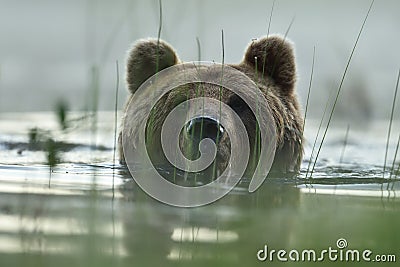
0,0,399,122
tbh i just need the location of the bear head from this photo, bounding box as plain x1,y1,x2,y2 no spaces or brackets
119,36,303,183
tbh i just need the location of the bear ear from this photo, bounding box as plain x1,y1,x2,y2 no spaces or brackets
126,39,179,94
244,35,296,93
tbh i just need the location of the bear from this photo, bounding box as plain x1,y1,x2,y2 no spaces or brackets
119,36,303,182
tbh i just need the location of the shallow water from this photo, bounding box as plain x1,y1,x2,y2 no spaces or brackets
0,112,399,266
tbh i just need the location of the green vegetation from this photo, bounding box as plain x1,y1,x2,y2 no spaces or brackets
27,100,71,168
308,0,374,178
302,46,315,134
112,61,120,197
2,1,400,267
339,124,350,164
383,69,400,178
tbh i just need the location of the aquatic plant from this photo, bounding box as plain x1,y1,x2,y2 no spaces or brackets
308,0,374,178
339,124,350,164
383,69,399,178
56,99,69,131
112,61,120,197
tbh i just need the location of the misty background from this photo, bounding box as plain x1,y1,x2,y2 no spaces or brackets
0,0,399,122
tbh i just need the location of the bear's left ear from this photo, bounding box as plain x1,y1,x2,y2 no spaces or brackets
244,35,296,94
126,39,180,94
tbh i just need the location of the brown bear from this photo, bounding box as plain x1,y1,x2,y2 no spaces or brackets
119,36,303,181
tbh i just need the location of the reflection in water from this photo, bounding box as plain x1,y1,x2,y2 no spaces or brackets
118,178,300,265
0,215,126,256
300,187,399,198
167,227,239,260
1,162,400,266
170,227,239,243
0,113,400,266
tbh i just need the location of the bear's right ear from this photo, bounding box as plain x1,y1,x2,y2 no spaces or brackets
244,35,296,94
126,39,179,94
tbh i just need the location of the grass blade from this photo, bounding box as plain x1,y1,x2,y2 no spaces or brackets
155,0,163,73
303,46,316,134
339,124,350,164
383,69,400,178
304,87,334,179
266,0,275,38
389,133,400,179
112,60,120,199
261,0,275,78
196,37,201,62
212,29,225,181
389,133,400,191
309,0,374,178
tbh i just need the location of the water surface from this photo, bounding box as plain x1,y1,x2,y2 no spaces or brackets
0,112,399,266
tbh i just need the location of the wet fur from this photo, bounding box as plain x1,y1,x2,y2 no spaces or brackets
119,36,303,175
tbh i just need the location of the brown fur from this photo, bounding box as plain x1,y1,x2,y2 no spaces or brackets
125,39,179,94
119,36,303,176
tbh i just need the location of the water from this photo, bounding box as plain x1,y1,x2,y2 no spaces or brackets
1,0,400,120
0,112,399,266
